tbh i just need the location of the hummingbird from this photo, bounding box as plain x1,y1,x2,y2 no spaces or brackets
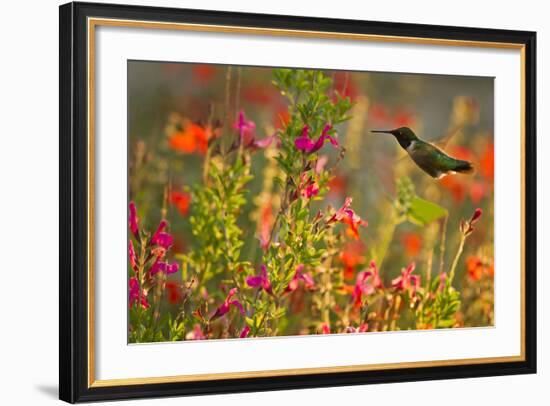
372,127,474,179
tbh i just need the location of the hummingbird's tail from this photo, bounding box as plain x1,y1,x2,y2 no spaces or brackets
453,160,475,174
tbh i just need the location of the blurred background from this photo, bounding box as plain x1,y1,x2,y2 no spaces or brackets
128,61,494,327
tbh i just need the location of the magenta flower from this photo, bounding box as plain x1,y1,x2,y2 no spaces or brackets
129,277,149,309
150,220,173,248
285,264,315,293
246,265,273,295
185,324,206,340
150,260,179,276
294,124,338,154
129,201,139,238
128,240,137,273
392,262,420,297
327,197,368,239
240,326,251,338
234,110,256,145
211,288,245,321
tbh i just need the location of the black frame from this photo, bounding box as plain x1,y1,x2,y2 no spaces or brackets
59,1,537,403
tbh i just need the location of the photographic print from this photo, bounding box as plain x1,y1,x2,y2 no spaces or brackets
127,62,495,343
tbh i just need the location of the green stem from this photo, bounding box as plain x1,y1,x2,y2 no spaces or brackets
449,234,467,286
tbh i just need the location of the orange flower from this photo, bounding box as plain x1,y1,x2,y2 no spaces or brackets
466,256,493,281
170,191,191,216
480,143,494,180
257,200,274,251
440,175,466,203
192,64,217,83
401,232,422,257
339,241,366,280
327,174,347,198
168,123,211,155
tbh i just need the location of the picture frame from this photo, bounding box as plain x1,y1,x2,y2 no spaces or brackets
59,1,536,403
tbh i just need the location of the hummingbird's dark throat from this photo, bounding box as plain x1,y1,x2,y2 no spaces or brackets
372,130,412,149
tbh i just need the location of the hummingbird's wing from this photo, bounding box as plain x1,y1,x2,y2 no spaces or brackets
408,141,473,178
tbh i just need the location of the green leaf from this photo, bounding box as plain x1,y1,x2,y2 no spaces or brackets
407,196,448,226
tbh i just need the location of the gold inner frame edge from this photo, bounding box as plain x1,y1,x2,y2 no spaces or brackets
87,17,527,388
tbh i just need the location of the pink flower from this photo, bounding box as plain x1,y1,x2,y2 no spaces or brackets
240,326,251,338
211,288,245,321
294,173,320,200
129,201,139,238
315,155,329,174
328,197,368,239
351,262,382,308
246,265,273,295
252,133,278,149
128,240,137,273
438,272,447,292
294,124,338,154
233,110,278,150
392,262,420,297
285,264,315,293
150,260,179,276
129,277,149,309
345,324,369,333
186,324,206,340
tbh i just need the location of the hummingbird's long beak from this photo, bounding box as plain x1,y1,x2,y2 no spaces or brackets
371,130,393,134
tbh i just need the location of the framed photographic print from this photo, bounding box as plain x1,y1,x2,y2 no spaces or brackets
59,1,537,403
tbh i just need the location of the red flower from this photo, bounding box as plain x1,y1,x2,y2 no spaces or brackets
165,281,182,304
170,191,191,216
321,323,331,334
460,208,482,236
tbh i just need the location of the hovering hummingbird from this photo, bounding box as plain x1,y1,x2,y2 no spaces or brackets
372,127,474,179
